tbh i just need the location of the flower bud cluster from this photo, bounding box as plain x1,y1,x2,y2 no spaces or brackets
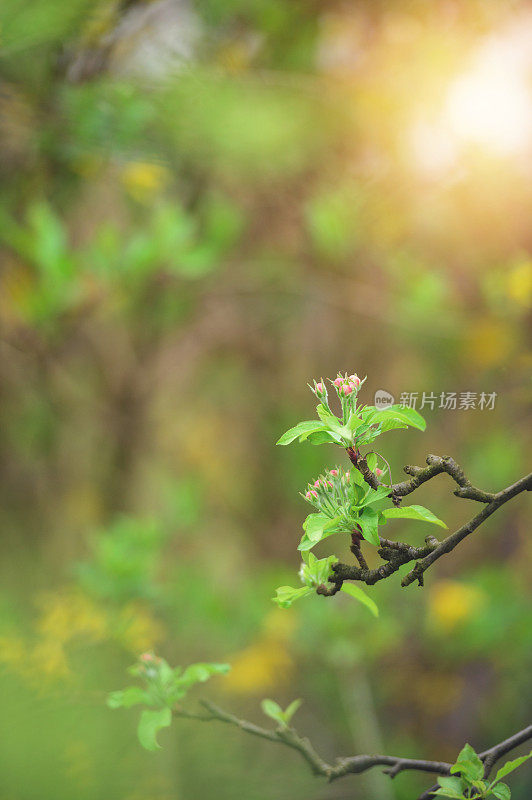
302,467,352,516
137,652,162,679
309,372,365,402
332,372,361,396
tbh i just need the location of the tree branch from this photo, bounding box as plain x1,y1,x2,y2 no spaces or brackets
393,454,499,503
328,754,452,781
177,703,531,792
401,471,532,587
334,452,531,589
332,536,439,586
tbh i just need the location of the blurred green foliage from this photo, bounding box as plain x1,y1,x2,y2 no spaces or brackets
0,0,531,798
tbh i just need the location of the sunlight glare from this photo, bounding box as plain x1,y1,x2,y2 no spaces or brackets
409,18,532,175
444,39,532,155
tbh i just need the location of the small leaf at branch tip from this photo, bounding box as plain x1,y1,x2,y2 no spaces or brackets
283,698,302,723
261,698,284,722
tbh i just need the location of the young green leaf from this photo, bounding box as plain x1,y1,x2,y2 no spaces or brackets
298,514,343,551
316,403,341,428
340,583,379,617
137,707,172,751
261,698,302,728
379,418,409,433
358,485,393,508
261,699,284,724
451,743,484,783
276,421,327,445
490,783,511,800
283,699,302,724
363,404,426,431
301,553,339,586
434,775,467,799
180,662,231,687
492,751,532,783
357,507,380,546
273,585,313,608
302,513,337,542
346,413,366,433
306,430,342,445
107,686,152,709
382,504,447,528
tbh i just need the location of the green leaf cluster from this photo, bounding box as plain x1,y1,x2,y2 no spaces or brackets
107,656,230,750
434,744,532,799
0,197,242,326
277,400,425,450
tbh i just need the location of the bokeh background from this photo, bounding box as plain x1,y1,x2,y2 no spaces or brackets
0,1,531,798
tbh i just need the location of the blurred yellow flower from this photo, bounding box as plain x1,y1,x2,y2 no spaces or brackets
507,260,532,308
0,589,166,689
429,580,487,631
121,161,170,202
224,639,293,694
224,608,297,694
36,590,107,644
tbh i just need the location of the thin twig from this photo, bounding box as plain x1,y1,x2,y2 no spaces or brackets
176,704,531,792
176,701,331,776
401,471,532,587
393,454,499,503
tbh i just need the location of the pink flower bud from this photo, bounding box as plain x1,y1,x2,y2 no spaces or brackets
333,376,343,388
327,481,333,488
140,653,155,663
348,374,361,388
329,469,338,476
311,490,318,498
313,480,321,488
340,384,352,395
306,489,318,500
315,382,324,394
375,467,384,477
